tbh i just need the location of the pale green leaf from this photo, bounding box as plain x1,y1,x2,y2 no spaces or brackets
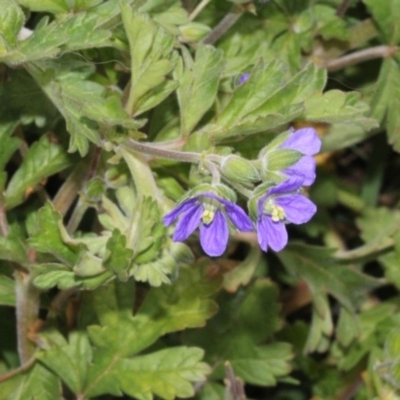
29,203,85,266
0,274,15,306
36,331,92,394
121,4,176,115
0,0,24,50
3,363,61,400
5,135,74,209
176,45,224,135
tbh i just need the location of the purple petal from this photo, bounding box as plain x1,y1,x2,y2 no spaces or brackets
237,73,250,86
222,202,253,231
199,210,229,257
163,198,198,226
267,178,304,197
283,156,316,186
280,127,321,155
275,194,317,224
257,216,288,252
173,204,202,241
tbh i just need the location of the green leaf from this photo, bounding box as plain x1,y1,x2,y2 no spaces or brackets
0,123,19,172
1,17,68,64
36,330,92,394
81,265,219,397
27,59,141,156
115,347,210,400
121,4,177,116
0,69,58,127
176,45,224,135
370,58,400,151
103,229,134,281
0,274,15,306
16,0,103,13
363,0,400,43
2,363,61,400
199,61,325,141
0,234,28,265
0,0,24,55
29,203,85,266
185,279,291,387
5,135,73,209
278,243,354,311
304,90,378,130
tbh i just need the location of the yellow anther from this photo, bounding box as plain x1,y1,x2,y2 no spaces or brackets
202,209,215,225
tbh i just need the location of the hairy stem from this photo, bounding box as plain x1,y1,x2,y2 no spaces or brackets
203,10,243,45
324,45,398,72
122,139,201,163
15,270,40,364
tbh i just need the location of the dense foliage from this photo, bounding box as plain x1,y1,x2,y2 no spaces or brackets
1,0,400,399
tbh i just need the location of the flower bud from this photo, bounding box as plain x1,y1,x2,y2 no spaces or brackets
263,149,302,171
221,155,260,184
179,22,211,42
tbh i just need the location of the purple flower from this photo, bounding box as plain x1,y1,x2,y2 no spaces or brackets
237,73,250,86
256,179,316,252
163,193,253,257
280,127,321,186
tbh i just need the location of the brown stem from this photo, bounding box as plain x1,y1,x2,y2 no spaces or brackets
0,357,35,383
203,10,243,45
336,0,352,17
324,45,398,72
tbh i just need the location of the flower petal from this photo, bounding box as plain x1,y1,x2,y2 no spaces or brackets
267,178,304,197
283,155,316,186
163,198,198,226
173,204,202,241
257,216,288,252
223,202,253,231
275,194,317,224
280,127,321,155
199,210,229,257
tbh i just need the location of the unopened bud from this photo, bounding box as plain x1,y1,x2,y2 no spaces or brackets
221,155,260,184
179,22,211,42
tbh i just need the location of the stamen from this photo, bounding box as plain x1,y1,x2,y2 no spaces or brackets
202,208,215,225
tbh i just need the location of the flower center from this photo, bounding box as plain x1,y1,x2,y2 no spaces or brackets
200,199,219,225
264,199,285,222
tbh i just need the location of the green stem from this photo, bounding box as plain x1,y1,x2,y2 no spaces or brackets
66,198,88,234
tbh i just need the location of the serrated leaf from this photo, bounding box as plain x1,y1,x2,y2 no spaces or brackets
304,90,378,130
176,45,224,135
80,265,219,397
36,331,92,394
121,4,176,115
363,0,400,43
0,234,28,265
0,0,24,50
27,59,140,156
185,279,290,386
2,363,61,400
0,274,15,306
277,243,354,312
29,203,85,266
199,61,325,141
103,229,133,281
16,0,104,13
1,17,68,64
113,347,210,400
370,58,400,151
5,135,73,209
